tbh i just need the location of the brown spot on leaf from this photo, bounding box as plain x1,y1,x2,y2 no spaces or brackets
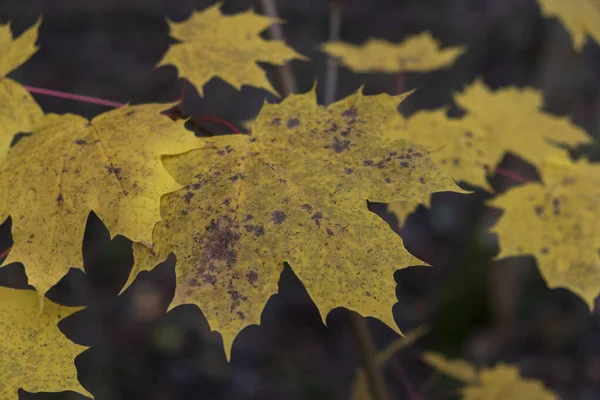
301,204,313,212
342,106,358,119
183,192,195,204
270,117,281,126
312,211,323,226
541,247,549,254
400,161,410,168
363,159,373,166
326,122,339,132
534,205,544,216
75,139,87,145
552,198,561,216
329,136,351,153
106,165,122,179
56,194,64,206
192,183,202,190
326,228,334,236
287,118,300,128
237,311,245,320
271,210,287,224
344,168,354,174
419,177,425,184
244,214,254,221
244,223,265,237
246,271,258,285
222,198,231,206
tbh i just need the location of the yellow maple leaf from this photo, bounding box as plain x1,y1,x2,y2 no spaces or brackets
322,32,466,74
0,286,90,398
423,352,558,400
384,109,491,227
488,154,600,307
0,104,202,302
537,0,600,51
0,18,40,78
455,80,590,169
0,19,44,160
128,88,463,358
157,3,305,97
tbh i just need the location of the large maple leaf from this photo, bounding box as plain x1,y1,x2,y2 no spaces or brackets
537,0,600,51
0,19,44,160
0,104,201,301
488,154,600,307
423,352,558,400
0,287,90,398
128,88,463,357
322,32,465,74
157,3,305,96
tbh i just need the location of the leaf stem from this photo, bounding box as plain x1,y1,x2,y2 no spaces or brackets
349,313,389,400
23,85,126,108
324,0,342,105
258,0,297,97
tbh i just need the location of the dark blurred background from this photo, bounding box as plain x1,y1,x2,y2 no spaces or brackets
1,0,600,399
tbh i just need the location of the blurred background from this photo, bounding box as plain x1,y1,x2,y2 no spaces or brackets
1,0,600,398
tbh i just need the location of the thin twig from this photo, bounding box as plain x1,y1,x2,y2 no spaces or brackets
324,0,342,105
349,314,388,400
258,0,297,97
24,85,126,108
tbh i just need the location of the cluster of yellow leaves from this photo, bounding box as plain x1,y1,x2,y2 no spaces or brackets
1,1,599,398
423,352,558,400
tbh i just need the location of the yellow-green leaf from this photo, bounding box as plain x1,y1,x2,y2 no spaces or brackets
0,287,89,398
423,352,558,400
129,88,462,358
0,104,201,301
537,0,600,51
322,32,465,74
0,78,43,160
0,19,44,160
455,80,590,169
158,3,305,96
488,154,600,307
0,18,40,78
422,352,478,382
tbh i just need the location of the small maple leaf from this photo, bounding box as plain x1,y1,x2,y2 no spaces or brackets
0,104,202,302
157,2,306,97
322,32,466,74
488,154,600,308
423,352,559,400
0,287,90,398
455,80,590,169
0,19,44,160
127,88,463,358
537,0,600,51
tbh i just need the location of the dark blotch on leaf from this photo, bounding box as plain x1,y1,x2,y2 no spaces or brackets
419,177,425,184
534,205,544,216
287,118,300,128
270,117,281,126
326,228,334,236
183,191,195,204
363,159,373,166
312,211,323,226
329,136,351,153
552,198,561,216
271,210,287,224
246,271,258,285
75,139,87,145
56,193,64,206
106,165,122,179
342,106,358,119
540,247,549,254
400,161,410,168
344,168,354,174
